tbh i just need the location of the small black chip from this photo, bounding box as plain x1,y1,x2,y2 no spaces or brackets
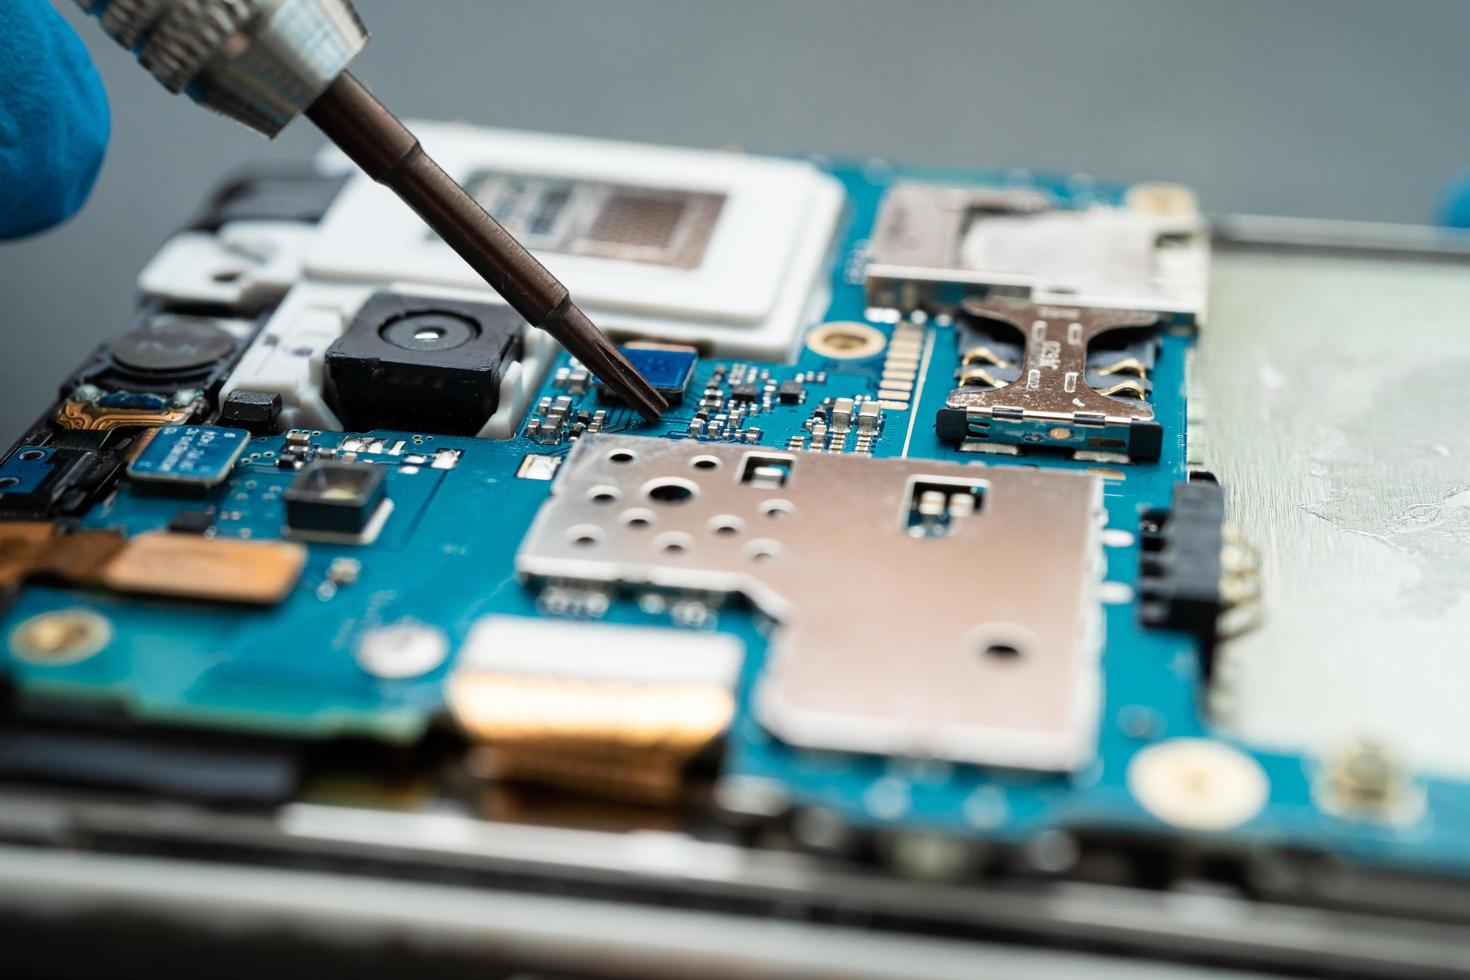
284,461,386,535
219,390,283,435
777,380,804,404
166,509,215,535
730,382,760,401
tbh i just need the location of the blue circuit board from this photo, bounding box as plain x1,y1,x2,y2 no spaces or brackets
3,161,1466,880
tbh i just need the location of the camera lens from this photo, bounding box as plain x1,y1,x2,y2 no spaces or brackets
379,312,479,352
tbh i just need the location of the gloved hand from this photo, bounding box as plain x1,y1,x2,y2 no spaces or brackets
1437,173,1470,230
0,0,110,239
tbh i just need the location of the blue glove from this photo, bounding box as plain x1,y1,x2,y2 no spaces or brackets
0,0,110,239
1437,172,1470,230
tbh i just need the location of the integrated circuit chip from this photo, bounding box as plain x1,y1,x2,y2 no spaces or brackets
125,426,249,488
596,343,698,405
166,508,216,536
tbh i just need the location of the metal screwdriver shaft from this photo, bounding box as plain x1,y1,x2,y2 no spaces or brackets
303,73,667,420
74,0,668,421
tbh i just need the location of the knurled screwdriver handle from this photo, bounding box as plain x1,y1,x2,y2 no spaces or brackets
76,0,369,137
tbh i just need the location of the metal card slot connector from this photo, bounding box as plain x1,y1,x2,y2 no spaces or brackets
863,180,1208,321
936,298,1165,461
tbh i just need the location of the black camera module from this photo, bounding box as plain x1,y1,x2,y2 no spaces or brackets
324,292,523,436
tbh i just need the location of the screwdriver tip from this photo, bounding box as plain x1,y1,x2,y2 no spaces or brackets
304,76,665,422
541,302,669,422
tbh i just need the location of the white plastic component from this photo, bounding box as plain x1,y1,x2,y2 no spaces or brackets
219,282,365,432
458,615,743,690
218,282,554,439
139,223,316,313
143,125,847,436
477,327,554,440
309,124,846,360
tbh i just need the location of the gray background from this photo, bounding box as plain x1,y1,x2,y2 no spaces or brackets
2,0,1466,446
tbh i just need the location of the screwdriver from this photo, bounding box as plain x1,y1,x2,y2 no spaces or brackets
74,0,669,422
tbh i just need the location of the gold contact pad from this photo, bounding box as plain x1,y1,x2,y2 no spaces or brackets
0,523,126,589
470,746,686,808
447,616,739,807
0,522,65,587
55,399,196,431
449,674,731,756
449,675,731,806
97,532,306,605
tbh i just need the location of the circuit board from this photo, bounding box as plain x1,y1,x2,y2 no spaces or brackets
2,125,1461,925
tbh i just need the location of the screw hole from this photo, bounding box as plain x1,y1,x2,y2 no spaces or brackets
655,532,694,555
0,477,18,490
609,450,636,464
567,525,602,548
587,485,620,505
745,539,781,562
621,508,655,529
17,450,44,462
708,515,744,536
691,455,720,471
646,479,697,504
984,642,1023,660
211,269,243,284
760,498,796,519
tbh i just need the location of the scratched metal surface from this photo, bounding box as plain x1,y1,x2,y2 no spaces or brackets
1201,248,1470,776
